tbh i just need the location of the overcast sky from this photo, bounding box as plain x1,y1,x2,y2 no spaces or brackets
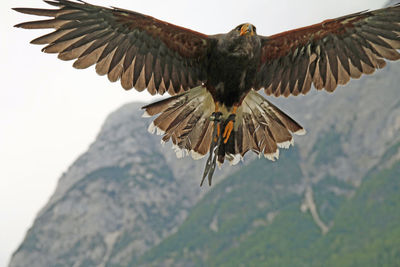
0,0,388,266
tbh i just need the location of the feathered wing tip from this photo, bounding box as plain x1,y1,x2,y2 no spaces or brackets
142,88,305,168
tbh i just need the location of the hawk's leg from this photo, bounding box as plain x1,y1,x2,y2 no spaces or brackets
223,105,238,144
200,106,223,186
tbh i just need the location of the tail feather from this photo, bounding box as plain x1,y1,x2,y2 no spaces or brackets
243,113,259,153
142,87,305,166
237,123,250,157
193,119,213,157
186,116,208,152
265,101,306,135
142,94,182,117
161,97,198,133
143,86,215,159
234,124,244,156
268,119,293,146
238,90,304,161
177,109,204,150
263,128,279,161
165,102,197,133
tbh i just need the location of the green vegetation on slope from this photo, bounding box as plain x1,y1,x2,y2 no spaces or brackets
138,149,320,266
313,128,343,165
312,160,400,267
138,147,400,267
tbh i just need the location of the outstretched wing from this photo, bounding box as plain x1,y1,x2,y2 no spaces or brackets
14,0,212,95
254,4,400,97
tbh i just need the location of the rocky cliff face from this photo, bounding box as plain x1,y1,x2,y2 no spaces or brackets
134,62,400,266
8,103,238,267
282,63,400,183
274,63,400,232
9,63,400,267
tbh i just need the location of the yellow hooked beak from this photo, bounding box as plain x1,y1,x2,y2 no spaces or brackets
240,24,254,36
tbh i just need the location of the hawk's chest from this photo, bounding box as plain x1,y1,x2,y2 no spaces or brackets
207,51,258,105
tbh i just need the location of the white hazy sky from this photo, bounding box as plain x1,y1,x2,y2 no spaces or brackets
0,0,387,266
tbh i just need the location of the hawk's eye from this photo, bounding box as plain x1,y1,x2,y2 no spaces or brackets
236,25,243,31
253,26,256,33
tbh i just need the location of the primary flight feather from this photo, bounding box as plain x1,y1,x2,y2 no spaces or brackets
14,1,400,185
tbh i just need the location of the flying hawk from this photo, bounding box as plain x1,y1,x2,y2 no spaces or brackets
14,1,400,185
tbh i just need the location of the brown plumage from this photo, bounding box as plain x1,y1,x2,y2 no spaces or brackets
256,9,400,96
14,1,400,185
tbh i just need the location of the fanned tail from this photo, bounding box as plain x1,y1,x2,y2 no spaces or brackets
142,88,305,185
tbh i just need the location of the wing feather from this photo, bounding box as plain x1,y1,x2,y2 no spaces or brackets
255,5,400,96
14,0,212,95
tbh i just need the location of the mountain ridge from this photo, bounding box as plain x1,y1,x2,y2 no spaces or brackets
9,62,400,267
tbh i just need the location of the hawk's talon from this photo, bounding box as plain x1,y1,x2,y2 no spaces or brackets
223,114,236,144
201,111,236,185
223,121,234,143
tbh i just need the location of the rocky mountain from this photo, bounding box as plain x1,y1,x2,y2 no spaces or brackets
132,57,400,266
9,60,400,266
139,143,400,266
9,3,400,259
8,101,242,267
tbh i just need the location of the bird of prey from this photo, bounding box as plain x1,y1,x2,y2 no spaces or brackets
14,1,400,185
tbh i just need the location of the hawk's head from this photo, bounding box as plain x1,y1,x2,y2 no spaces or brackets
218,23,260,57
236,23,257,37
